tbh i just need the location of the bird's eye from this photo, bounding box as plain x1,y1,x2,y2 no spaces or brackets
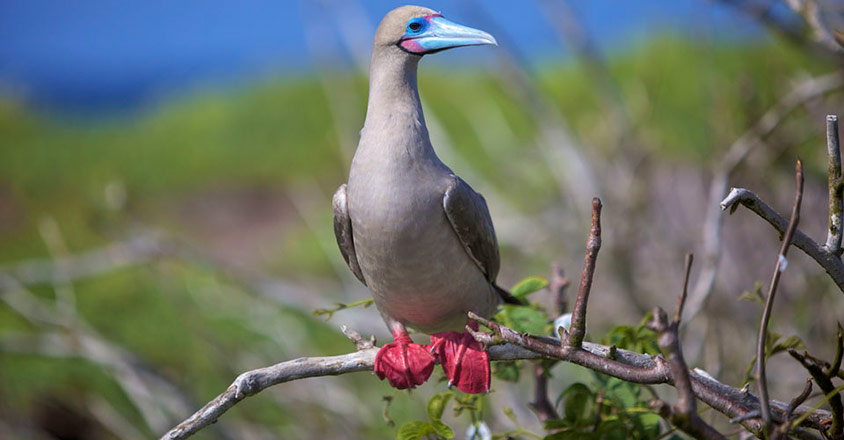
408,21,423,32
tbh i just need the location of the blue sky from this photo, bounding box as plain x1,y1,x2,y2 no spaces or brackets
0,0,763,111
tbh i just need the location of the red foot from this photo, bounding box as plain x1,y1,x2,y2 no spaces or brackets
374,331,436,389
430,322,490,394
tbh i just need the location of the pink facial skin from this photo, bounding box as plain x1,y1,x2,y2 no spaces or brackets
399,39,426,53
398,14,443,54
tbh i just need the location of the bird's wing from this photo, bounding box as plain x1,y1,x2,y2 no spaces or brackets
332,184,366,285
442,175,501,282
443,176,524,306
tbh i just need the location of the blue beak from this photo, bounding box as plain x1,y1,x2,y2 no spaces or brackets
399,15,497,55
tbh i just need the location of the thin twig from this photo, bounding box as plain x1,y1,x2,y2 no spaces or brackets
527,264,568,423
648,308,728,440
829,324,844,379
466,313,831,434
789,349,844,438
675,253,694,323
786,379,814,423
826,114,843,256
720,188,844,292
757,160,804,433
645,254,726,440
568,198,602,348
687,73,844,322
527,362,559,422
550,263,569,316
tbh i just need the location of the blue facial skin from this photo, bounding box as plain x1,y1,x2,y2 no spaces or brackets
399,15,497,54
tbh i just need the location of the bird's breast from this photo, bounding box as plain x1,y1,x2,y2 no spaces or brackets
346,169,496,333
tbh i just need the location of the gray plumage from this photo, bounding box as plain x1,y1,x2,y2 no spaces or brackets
332,5,516,336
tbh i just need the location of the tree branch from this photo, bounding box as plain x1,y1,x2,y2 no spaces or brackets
789,349,844,438
568,198,602,348
826,114,843,256
687,72,844,322
466,312,832,435
527,361,559,422
646,254,726,440
162,318,833,440
720,187,844,292
756,159,804,433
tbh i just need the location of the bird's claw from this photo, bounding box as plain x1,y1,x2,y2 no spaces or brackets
430,328,490,394
374,333,435,389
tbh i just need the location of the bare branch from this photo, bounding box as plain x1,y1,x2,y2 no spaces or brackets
568,198,603,348
687,72,844,322
645,254,725,440
756,160,804,433
786,379,814,424
720,187,844,291
527,362,559,422
550,263,569,316
527,263,569,423
675,253,694,323
341,325,376,351
648,307,727,440
827,114,843,255
466,313,832,434
789,349,844,438
161,313,836,440
161,349,378,440
830,324,844,379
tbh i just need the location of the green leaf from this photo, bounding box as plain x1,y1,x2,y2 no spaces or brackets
602,324,659,355
500,305,548,334
771,335,804,355
312,298,374,321
561,383,594,426
737,282,765,304
502,407,520,426
452,394,481,419
431,421,454,439
492,360,520,382
635,413,661,438
510,276,548,299
427,392,453,423
542,419,571,431
605,378,638,409
595,418,628,440
397,420,439,440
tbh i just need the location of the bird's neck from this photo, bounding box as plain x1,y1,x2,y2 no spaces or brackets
360,48,434,159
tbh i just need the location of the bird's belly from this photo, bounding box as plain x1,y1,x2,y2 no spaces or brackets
351,199,496,333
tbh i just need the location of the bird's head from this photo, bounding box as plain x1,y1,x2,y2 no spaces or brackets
374,5,497,56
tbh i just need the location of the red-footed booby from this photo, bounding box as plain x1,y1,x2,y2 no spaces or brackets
333,5,519,394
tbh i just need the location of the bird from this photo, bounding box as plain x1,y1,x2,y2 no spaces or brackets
332,5,520,394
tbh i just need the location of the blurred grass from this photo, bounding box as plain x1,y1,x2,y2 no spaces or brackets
0,35,836,438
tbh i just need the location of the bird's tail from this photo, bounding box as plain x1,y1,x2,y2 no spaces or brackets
494,284,527,306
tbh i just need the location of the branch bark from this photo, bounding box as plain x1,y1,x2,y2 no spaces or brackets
645,253,726,440
161,323,833,440
756,160,804,433
567,198,602,348
720,187,844,291
827,115,843,256
648,307,727,440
